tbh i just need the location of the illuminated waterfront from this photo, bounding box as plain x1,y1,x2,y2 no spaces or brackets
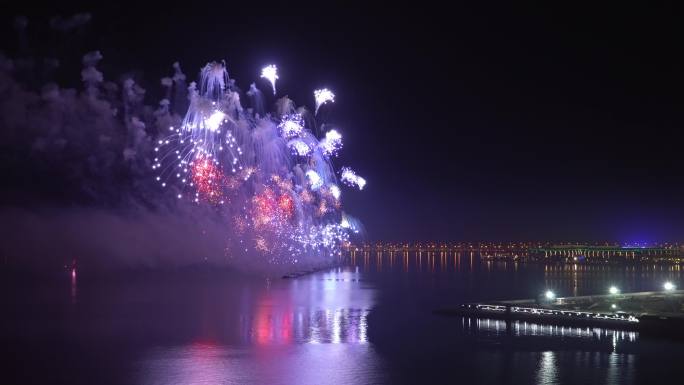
5,252,684,384
346,242,684,264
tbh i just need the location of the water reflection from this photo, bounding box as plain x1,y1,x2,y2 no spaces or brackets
10,257,684,384
536,351,557,385
138,267,379,384
461,317,638,348
344,251,684,296
348,250,684,273
249,303,369,345
245,269,370,345
70,268,77,304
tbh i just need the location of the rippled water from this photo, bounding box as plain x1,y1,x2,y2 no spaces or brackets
3,253,684,384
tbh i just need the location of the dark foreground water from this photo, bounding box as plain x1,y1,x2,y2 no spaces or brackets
3,253,684,384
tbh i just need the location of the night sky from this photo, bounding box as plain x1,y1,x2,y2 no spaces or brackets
2,3,683,242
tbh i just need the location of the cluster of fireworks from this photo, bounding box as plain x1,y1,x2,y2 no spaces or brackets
154,62,365,265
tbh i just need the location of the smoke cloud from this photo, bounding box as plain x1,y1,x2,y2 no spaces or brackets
0,17,364,273
0,42,237,271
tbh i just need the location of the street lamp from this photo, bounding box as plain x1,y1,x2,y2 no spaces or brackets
545,290,556,300
664,281,676,291
609,286,620,295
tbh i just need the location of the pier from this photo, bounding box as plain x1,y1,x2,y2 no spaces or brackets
436,290,684,336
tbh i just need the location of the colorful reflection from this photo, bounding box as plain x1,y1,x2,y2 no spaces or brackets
346,250,486,273
138,267,379,384
248,269,371,345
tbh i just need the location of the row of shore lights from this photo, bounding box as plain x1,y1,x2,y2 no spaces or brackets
545,281,677,301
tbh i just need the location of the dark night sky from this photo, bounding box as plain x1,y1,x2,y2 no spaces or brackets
2,2,684,242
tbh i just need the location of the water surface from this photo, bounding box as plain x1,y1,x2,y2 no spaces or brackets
3,253,684,384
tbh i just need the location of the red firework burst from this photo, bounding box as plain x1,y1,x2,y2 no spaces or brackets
278,194,294,215
252,188,295,228
191,156,226,204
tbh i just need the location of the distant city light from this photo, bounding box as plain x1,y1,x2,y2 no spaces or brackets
609,286,620,295
545,290,556,300
611,304,617,309
664,282,676,291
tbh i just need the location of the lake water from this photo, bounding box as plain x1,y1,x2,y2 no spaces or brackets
3,252,684,384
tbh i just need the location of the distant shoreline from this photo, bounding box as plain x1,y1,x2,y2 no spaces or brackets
344,243,684,264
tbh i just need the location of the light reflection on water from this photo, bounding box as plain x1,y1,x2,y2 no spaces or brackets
133,257,683,384
248,301,369,345
537,351,557,385
137,267,379,385
139,343,383,385
7,257,684,384
245,269,370,345
345,251,684,296
462,317,638,346
70,268,77,304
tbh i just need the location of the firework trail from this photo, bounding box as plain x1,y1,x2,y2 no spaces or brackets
261,64,278,95
155,62,365,267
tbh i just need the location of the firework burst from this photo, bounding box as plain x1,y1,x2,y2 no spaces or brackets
340,167,366,190
314,88,335,115
154,61,365,267
190,155,227,204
